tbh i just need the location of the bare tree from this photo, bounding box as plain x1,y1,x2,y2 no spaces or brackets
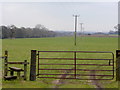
114,24,118,30
8,25,16,39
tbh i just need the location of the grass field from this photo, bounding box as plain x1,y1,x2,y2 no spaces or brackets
2,36,118,88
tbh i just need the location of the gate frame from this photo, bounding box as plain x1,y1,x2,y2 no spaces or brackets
29,50,115,81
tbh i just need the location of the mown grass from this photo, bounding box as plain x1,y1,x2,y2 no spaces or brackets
2,36,118,88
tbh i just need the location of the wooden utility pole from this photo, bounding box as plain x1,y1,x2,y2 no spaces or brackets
73,15,79,46
80,23,84,35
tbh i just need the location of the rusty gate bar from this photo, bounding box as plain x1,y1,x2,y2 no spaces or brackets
74,52,76,78
37,77,113,80
37,51,113,53
38,64,113,66
37,51,114,80
38,74,113,76
38,58,113,60
38,69,113,71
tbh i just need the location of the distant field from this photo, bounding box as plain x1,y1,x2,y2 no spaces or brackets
81,34,118,37
2,36,118,88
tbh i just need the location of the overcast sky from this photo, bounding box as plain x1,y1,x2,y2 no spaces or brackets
0,1,118,32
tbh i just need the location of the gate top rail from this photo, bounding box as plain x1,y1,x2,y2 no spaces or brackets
38,51,114,54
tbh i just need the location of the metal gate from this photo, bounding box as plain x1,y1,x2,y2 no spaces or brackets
36,51,114,80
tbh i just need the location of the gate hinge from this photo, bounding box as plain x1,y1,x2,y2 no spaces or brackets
36,54,39,56
36,74,39,76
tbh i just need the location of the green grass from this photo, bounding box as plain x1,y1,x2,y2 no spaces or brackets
2,36,118,88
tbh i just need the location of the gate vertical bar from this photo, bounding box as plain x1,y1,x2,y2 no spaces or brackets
4,50,8,76
116,50,120,81
38,51,39,76
112,53,114,79
74,52,77,78
30,50,37,81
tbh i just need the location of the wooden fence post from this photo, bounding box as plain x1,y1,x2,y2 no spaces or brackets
116,50,120,81
30,50,37,81
24,60,27,80
4,50,8,76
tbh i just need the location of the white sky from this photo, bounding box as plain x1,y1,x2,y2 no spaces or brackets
0,0,119,32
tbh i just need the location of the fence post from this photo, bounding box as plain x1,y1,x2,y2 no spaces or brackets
116,50,120,81
30,50,37,81
4,50,8,76
24,60,27,80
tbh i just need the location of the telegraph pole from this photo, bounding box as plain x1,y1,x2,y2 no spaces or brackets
80,23,83,35
73,15,79,46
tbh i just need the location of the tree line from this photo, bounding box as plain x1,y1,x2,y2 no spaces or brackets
1,24,56,39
